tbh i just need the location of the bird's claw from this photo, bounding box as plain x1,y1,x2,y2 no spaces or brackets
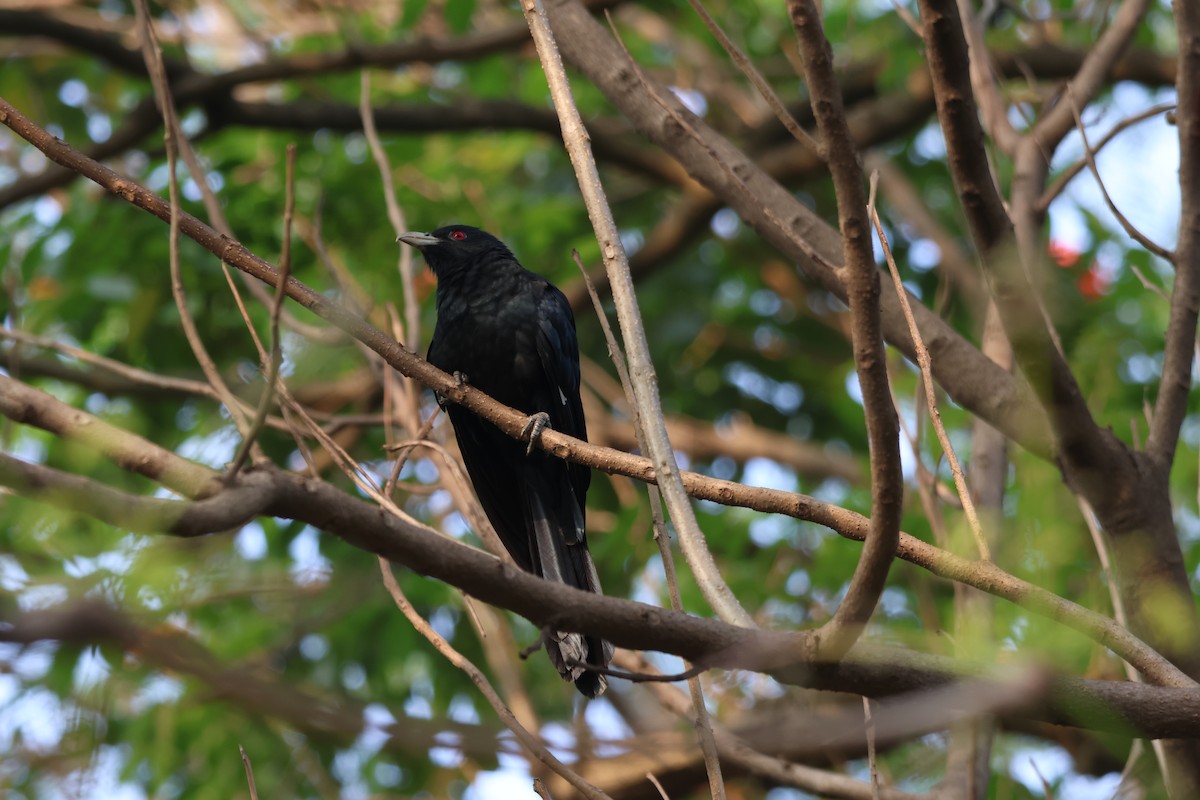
522,412,551,456
436,372,469,405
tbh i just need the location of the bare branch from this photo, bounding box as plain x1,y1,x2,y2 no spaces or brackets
0,453,262,535
1147,0,1200,467
916,0,1121,476
1039,102,1177,210
239,746,260,800
229,144,297,479
359,73,420,352
524,0,754,627
869,172,990,560
1027,0,1154,152
0,601,506,761
1065,91,1173,260
789,0,903,658
952,0,1019,154
685,0,817,152
573,248,727,797
133,0,251,441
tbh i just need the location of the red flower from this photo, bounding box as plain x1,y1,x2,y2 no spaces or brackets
1048,240,1081,268
1076,267,1110,300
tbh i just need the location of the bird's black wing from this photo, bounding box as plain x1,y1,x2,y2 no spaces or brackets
533,281,591,518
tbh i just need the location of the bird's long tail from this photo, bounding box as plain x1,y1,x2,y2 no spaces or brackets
529,490,614,698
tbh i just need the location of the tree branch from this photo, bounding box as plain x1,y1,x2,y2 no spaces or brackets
788,0,903,659
1148,0,1200,467
0,453,262,535
524,0,754,627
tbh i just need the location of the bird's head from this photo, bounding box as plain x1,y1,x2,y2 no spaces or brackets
397,225,512,277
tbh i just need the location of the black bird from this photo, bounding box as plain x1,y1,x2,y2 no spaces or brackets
398,225,613,697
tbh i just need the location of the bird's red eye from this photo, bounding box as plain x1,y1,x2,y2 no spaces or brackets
450,230,467,241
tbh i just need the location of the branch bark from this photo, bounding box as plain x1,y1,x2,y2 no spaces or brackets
1149,0,1200,467
787,0,902,659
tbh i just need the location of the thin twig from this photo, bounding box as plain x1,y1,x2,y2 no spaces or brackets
646,773,671,800
229,143,298,479
940,301,1009,800
1066,91,1173,259
565,658,709,684
609,652,963,800
648,484,727,799
0,328,212,396
360,69,421,411
1077,495,1171,781
572,251,631,392
1130,265,1170,301
376,558,614,800
868,172,991,561
572,248,727,799
1039,102,1177,210
864,697,880,800
685,0,818,152
133,0,250,439
384,410,440,499
239,745,260,800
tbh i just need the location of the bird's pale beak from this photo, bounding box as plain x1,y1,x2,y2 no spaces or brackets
397,231,440,248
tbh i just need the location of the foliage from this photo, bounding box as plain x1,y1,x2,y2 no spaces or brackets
0,0,1194,798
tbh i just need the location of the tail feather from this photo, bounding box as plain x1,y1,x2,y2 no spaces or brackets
529,491,612,697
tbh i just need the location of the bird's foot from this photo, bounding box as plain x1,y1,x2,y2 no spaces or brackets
522,412,551,456
436,372,469,405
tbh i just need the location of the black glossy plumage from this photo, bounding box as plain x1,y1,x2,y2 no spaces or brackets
399,225,612,697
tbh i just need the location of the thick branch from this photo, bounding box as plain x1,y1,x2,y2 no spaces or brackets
0,453,261,535
1148,0,1200,465
917,0,1108,474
